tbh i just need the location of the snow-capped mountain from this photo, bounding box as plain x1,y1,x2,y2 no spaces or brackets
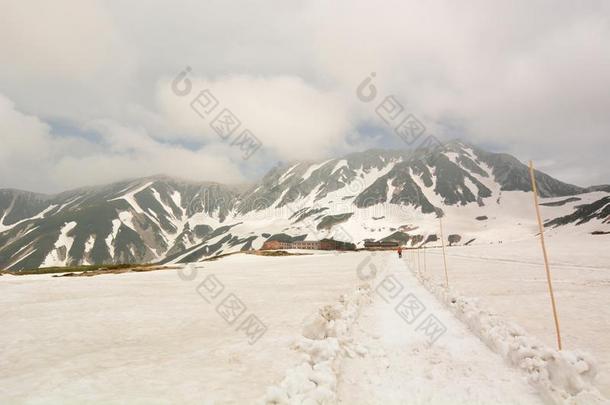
1,140,608,271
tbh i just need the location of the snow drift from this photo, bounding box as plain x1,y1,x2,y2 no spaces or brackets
262,281,376,404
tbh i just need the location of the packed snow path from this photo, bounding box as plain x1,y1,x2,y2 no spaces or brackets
336,255,544,405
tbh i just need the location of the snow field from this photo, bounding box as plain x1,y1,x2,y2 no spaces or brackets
417,233,610,398
262,254,388,404
1,247,608,404
0,252,378,404
411,264,607,404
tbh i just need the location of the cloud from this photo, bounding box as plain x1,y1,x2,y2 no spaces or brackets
156,74,352,161
308,0,610,185
1,0,609,190
0,94,243,193
0,0,136,121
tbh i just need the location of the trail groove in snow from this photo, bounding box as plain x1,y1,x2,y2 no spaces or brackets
336,255,545,405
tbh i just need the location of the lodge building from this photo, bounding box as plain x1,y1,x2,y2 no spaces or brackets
363,240,401,249
261,238,356,251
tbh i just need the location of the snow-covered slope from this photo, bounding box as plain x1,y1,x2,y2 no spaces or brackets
0,141,607,271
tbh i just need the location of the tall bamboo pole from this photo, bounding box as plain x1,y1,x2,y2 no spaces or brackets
439,217,449,287
529,161,563,351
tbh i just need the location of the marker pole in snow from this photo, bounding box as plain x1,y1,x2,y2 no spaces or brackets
529,161,563,351
423,245,427,273
439,217,449,288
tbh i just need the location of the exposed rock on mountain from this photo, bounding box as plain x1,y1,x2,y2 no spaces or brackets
1,141,606,271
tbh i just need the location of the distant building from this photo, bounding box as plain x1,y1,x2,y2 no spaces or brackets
260,240,292,250
319,238,356,251
292,240,322,250
364,240,401,249
261,238,356,251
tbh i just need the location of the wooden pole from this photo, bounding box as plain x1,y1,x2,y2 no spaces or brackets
529,161,563,351
423,245,427,273
417,247,421,274
439,217,449,288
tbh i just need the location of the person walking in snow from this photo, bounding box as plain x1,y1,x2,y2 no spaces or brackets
397,246,402,259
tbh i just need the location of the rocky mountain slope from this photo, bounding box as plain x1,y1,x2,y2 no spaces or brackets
1,140,607,271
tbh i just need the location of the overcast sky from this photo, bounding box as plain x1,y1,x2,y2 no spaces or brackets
1,0,609,193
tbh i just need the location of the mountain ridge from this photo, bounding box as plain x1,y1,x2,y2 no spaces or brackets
1,140,596,197
1,141,607,271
